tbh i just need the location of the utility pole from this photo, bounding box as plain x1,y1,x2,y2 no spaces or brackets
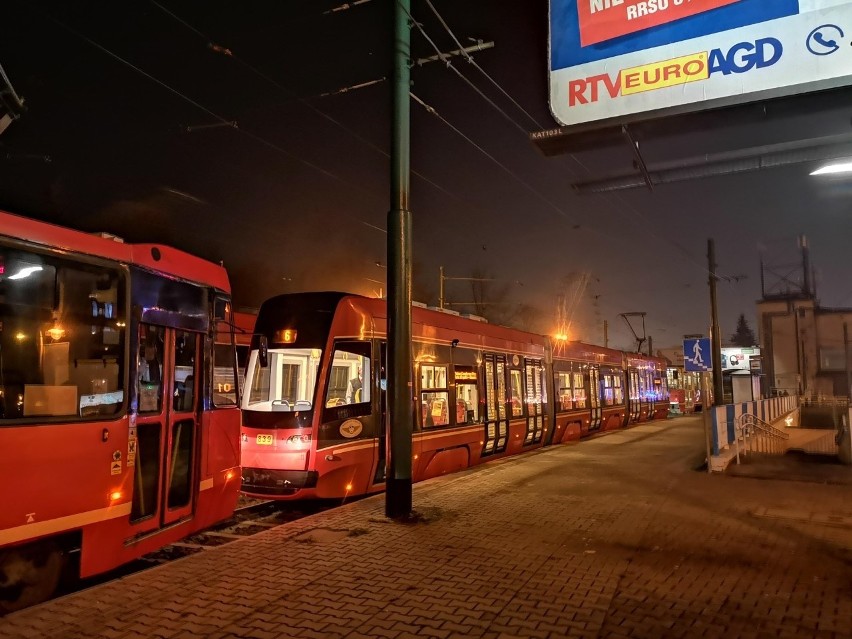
708,238,724,405
386,0,412,519
439,266,444,309
844,322,850,400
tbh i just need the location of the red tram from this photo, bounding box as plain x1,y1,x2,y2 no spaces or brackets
240,292,668,500
0,211,242,613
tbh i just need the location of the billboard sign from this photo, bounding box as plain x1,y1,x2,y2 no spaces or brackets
721,346,760,371
549,1,852,129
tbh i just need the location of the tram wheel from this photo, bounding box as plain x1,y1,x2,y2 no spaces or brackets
0,541,64,615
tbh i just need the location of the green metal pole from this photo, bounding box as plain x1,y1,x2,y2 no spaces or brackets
708,238,724,404
386,0,413,518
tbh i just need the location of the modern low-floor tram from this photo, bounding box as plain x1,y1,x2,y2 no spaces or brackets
240,292,669,500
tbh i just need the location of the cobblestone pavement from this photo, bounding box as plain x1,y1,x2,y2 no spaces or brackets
2,416,851,639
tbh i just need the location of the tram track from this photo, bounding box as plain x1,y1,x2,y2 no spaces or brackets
49,496,336,607
135,497,313,563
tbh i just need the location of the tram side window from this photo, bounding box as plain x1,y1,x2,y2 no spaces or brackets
509,368,524,417
454,366,479,424
602,374,615,406
573,372,586,409
324,341,371,416
556,371,571,411
138,325,164,413
655,375,666,400
173,331,198,412
613,374,624,405
248,364,270,404
421,364,449,427
0,250,125,421
212,342,238,407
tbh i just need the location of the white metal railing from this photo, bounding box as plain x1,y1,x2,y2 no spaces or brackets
800,395,849,408
735,413,790,462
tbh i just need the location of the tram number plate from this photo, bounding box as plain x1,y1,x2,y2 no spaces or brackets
256,434,274,445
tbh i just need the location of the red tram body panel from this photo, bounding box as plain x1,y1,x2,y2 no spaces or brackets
240,293,669,501
0,210,242,613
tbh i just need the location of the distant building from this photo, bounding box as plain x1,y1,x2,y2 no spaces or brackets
756,237,850,398
757,296,851,397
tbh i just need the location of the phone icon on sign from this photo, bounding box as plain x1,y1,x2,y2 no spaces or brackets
814,32,837,50
807,24,843,56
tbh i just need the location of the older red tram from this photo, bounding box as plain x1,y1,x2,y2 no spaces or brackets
240,292,668,500
0,211,242,613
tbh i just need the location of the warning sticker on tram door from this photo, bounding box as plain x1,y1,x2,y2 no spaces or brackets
111,461,122,475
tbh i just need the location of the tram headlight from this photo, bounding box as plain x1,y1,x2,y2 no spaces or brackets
109,491,123,502
287,434,312,446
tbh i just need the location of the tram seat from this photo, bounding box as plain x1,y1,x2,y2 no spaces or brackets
294,400,312,411
456,399,467,423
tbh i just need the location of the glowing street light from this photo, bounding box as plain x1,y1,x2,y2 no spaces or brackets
810,160,852,176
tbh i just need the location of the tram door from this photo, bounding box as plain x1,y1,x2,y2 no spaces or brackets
589,367,602,431
130,324,201,532
482,354,509,455
628,370,641,423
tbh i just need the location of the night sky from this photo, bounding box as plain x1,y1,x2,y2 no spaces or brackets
1,0,851,352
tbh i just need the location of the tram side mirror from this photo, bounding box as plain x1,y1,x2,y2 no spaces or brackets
258,335,269,368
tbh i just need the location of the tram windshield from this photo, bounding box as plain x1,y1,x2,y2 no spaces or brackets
243,348,322,413
0,247,125,421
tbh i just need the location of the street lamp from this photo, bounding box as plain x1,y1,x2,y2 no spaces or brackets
810,160,852,175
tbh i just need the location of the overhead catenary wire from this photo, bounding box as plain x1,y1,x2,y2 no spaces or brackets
409,87,690,323
147,0,528,246
149,0,390,160
422,0,544,131
398,1,531,139
408,2,724,336
406,7,684,271
416,1,718,280
30,4,385,207
410,92,588,231
402,4,676,312
323,0,374,16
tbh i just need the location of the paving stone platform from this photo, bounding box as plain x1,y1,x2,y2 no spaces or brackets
2,415,851,639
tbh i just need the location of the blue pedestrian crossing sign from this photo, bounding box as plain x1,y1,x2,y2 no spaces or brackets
683,338,712,372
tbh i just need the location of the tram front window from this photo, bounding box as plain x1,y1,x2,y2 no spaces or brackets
243,348,322,413
0,247,125,421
